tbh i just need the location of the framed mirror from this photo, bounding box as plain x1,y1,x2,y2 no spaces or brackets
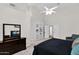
49,25,53,38
44,25,53,39
3,24,21,42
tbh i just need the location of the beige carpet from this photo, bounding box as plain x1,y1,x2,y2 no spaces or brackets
14,38,49,55
14,46,34,55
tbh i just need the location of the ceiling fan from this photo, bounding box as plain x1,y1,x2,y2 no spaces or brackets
42,3,60,15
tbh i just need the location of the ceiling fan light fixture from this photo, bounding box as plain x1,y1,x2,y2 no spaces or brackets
42,3,60,15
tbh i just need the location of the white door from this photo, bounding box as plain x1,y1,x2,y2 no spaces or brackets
44,25,49,39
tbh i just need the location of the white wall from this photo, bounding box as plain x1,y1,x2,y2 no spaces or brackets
0,3,31,43
44,3,79,39
0,3,45,46
30,5,44,41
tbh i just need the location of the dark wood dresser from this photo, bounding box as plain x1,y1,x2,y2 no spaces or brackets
0,38,26,55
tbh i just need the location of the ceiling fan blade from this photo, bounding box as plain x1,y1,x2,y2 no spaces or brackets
44,6,49,10
50,6,58,11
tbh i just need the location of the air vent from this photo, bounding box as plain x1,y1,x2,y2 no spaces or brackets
9,3,16,7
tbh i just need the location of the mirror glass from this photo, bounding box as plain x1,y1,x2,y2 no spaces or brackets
49,25,53,38
5,25,19,36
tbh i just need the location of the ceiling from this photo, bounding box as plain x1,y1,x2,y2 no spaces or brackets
0,3,79,13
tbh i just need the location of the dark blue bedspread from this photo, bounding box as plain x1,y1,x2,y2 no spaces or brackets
33,38,73,55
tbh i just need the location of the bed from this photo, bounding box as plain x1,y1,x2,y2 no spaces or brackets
33,38,73,55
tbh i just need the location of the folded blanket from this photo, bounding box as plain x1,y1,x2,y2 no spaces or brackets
71,38,79,55
72,38,79,48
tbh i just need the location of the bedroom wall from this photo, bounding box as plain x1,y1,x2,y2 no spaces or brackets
0,3,31,43
44,3,79,39
0,3,46,46
30,4,44,41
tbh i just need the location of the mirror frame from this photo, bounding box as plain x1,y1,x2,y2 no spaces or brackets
3,24,21,42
